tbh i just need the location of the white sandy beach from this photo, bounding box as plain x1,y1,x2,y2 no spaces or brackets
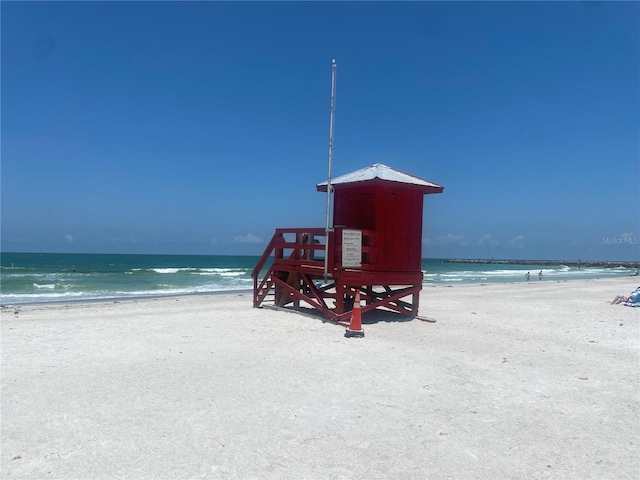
2,277,639,479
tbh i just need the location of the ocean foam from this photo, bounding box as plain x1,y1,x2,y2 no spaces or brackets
150,268,182,274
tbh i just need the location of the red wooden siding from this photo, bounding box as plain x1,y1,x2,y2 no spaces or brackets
332,180,425,272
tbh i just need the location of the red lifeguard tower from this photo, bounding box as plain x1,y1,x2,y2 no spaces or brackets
252,163,443,325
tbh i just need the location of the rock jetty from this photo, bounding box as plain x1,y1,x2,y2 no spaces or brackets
441,259,639,269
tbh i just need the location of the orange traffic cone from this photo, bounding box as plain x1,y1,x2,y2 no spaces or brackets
345,290,364,338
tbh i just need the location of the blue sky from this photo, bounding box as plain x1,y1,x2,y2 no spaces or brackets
2,1,639,261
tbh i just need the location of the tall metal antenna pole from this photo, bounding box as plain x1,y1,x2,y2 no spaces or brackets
324,59,337,283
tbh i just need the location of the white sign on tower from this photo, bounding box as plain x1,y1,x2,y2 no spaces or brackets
342,229,362,267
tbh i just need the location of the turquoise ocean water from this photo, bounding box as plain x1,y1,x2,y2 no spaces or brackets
1,252,636,305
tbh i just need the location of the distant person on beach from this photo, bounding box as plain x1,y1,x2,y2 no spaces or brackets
525,272,530,281
610,287,640,305
538,271,543,280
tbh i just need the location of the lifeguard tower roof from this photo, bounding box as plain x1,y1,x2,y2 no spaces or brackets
317,163,443,193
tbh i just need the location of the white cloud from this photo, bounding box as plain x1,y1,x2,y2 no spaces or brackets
424,233,468,246
234,233,263,244
508,235,526,249
477,234,499,246
65,234,74,243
